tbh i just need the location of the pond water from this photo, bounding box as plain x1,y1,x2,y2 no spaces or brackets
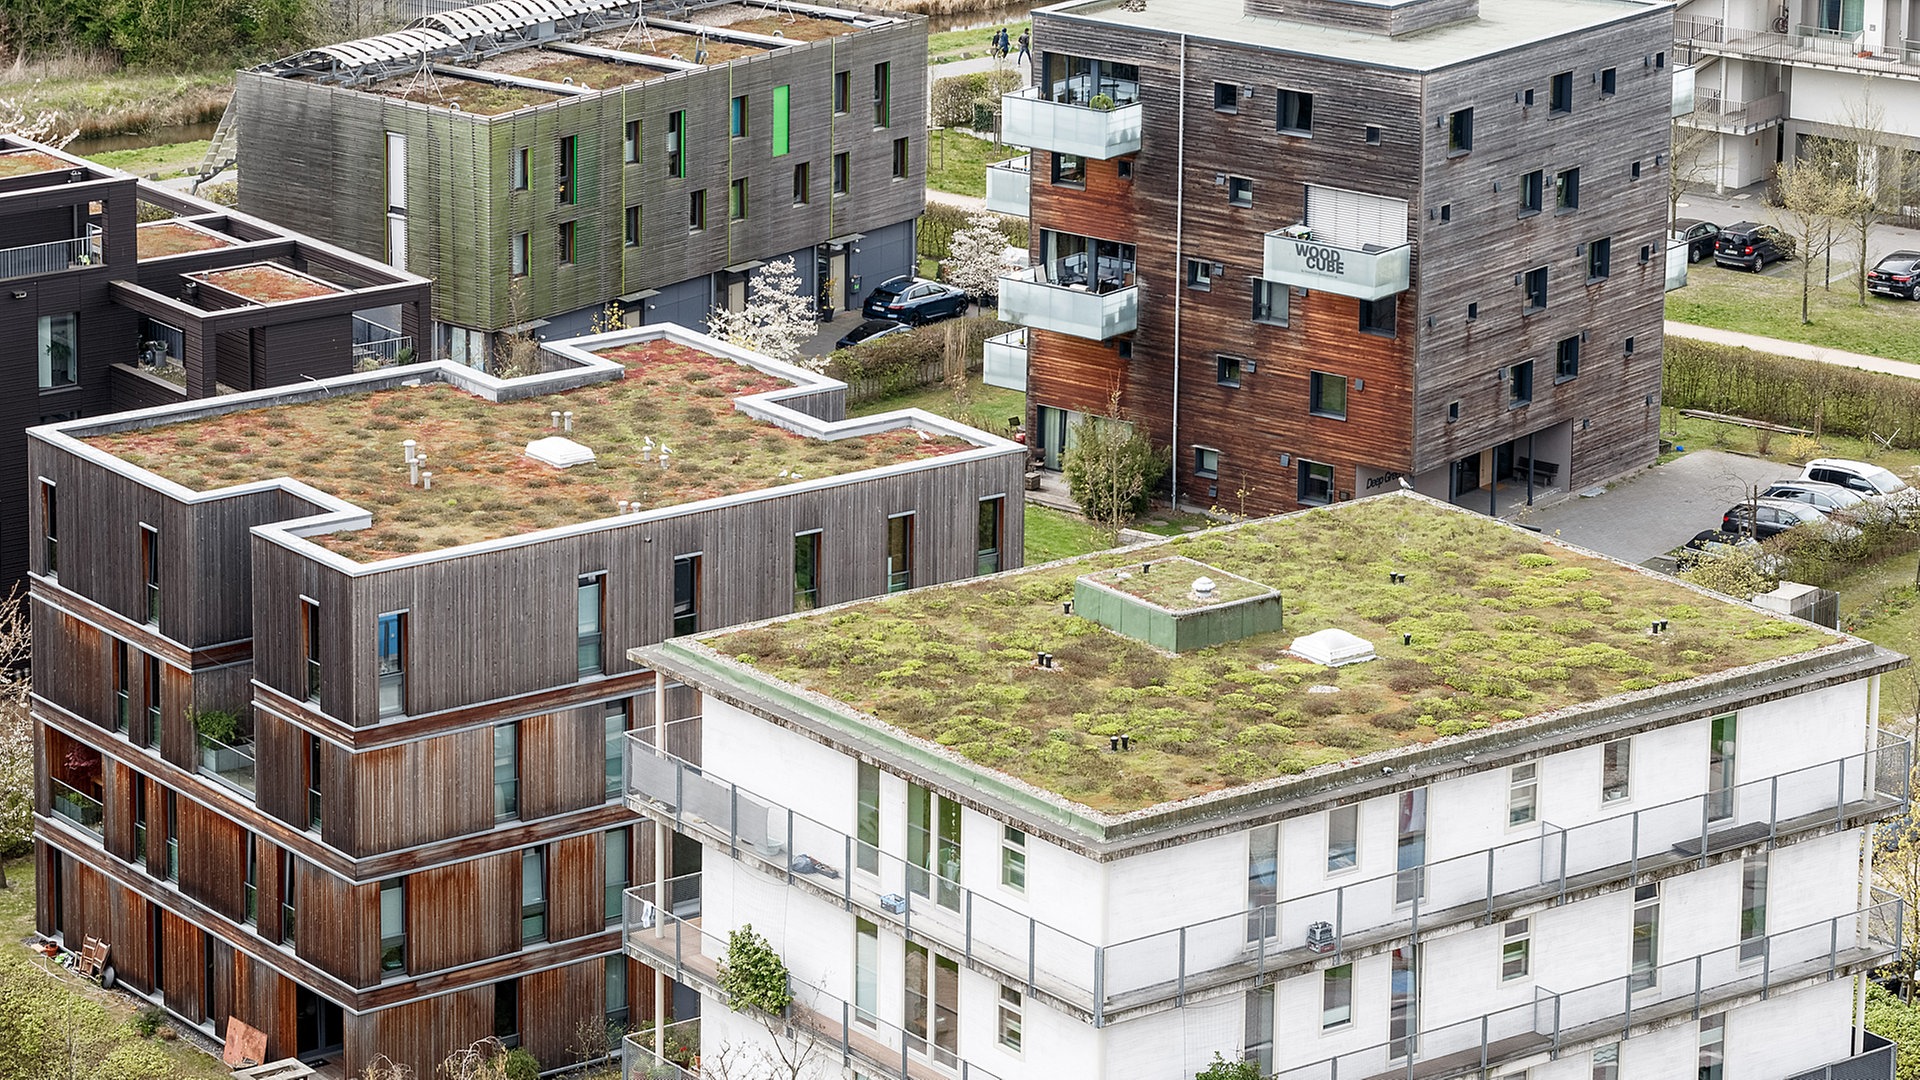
925,2,1038,34
68,120,222,158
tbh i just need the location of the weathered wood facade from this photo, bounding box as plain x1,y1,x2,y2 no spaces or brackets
30,325,1024,1076
1018,0,1671,517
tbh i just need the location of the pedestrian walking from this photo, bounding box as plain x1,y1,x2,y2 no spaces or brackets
1016,30,1031,66
995,27,1009,56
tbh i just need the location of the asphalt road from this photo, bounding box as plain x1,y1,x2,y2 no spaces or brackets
1505,450,1792,565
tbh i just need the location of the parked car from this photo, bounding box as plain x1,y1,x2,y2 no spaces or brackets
1866,251,1920,301
1676,529,1788,576
861,276,970,324
1670,219,1722,263
1757,479,1871,515
1800,458,1910,498
1713,221,1793,272
1722,498,1861,541
834,318,912,350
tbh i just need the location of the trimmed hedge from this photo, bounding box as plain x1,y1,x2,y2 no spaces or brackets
825,314,1013,403
919,203,1029,260
929,68,1024,129
1663,337,1920,449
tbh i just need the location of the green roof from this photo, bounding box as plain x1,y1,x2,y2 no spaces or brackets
710,495,1833,813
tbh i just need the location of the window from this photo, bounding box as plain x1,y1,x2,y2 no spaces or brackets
1630,883,1659,990
1509,359,1535,406
511,232,529,277
1052,153,1086,187
1322,964,1354,1028
1524,266,1548,312
1214,81,1238,112
494,979,519,1044
1194,446,1220,479
1501,918,1531,980
145,655,162,745
1186,259,1212,290
833,70,851,114
1602,738,1631,802
1227,176,1252,207
666,110,686,178
792,162,811,205
376,612,405,717
1245,985,1275,1074
833,152,850,195
494,722,519,821
521,848,547,943
1656,51,1666,68
557,221,576,264
1624,336,1636,357
1591,1042,1619,1080
39,481,56,575
1438,203,1450,222
605,956,629,1024
905,942,960,1065
1327,805,1358,871
907,781,961,910
1555,168,1579,210
672,554,700,635
998,986,1023,1052
165,790,179,880
1253,280,1289,325
887,514,913,593
1587,237,1611,281
1601,67,1617,96
132,776,148,864
1000,826,1026,891
855,918,879,1024
38,313,78,390
1310,371,1347,419
873,62,892,126
1640,243,1653,264
772,85,790,156
1740,853,1768,961
688,190,706,231
512,147,529,189
1630,159,1641,180
1520,170,1544,215
604,827,628,923
1277,88,1313,134
893,137,910,179
1390,946,1418,1058
793,531,822,610
1299,460,1335,506
1247,824,1277,941
1448,400,1461,422
1556,336,1581,381
729,177,748,221
1216,355,1242,387
1466,303,1478,321
1448,108,1473,153
1699,1014,1726,1080
604,700,626,799
1395,789,1427,904
280,851,297,941
380,878,405,974
1366,125,1382,145
1709,713,1737,821
1359,297,1395,337
622,121,638,164
977,497,1003,576
114,640,130,733
1118,158,1133,179
1550,71,1573,113
730,94,748,138
1508,763,1537,825
856,762,880,873
141,525,160,625
577,574,605,675
244,838,257,923
556,135,577,204
624,206,640,247
300,599,321,705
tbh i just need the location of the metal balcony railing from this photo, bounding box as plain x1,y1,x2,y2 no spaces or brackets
1000,86,1142,160
1272,896,1902,1080
1787,1032,1897,1080
1681,92,1786,134
622,878,1007,1080
996,266,1137,341
50,778,104,838
0,236,98,282
197,734,257,794
984,155,1031,217
981,328,1028,392
1790,23,1865,52
626,730,1907,1022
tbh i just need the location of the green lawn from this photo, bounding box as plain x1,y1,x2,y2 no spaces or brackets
926,128,1020,199
90,140,212,180
1025,504,1111,563
1657,411,1920,477
1666,262,1920,364
928,21,1030,64
846,374,1026,436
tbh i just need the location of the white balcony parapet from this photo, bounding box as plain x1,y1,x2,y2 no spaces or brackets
1262,226,1411,301
1001,86,1142,160
997,266,1137,340
984,155,1031,217
1666,237,1690,292
982,327,1028,392
1672,61,1696,117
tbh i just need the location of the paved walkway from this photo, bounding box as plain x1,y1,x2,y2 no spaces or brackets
1505,450,1785,565
1664,320,1920,381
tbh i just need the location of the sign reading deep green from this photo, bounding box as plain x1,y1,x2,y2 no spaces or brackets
772,85,790,157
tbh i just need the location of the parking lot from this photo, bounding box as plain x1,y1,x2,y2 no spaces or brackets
1505,450,1788,565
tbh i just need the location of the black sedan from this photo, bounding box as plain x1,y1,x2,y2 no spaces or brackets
861,276,970,324
1867,251,1920,300
1670,219,1721,263
835,319,912,350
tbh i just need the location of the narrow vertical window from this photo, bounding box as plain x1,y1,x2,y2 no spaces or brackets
856,762,880,874
577,573,605,675
729,177,749,221
688,190,706,231
1508,763,1537,826
280,852,298,942
672,554,700,635
624,205,640,247
494,978,519,1044
1601,67,1618,95
376,612,406,717
1699,1014,1725,1080
1591,1042,1619,1080
306,734,323,830
386,132,408,211
1587,237,1612,281
511,146,529,190
511,232,529,278
887,514,913,593
144,655,162,746
1501,918,1531,980
907,782,960,910
873,62,891,126
1740,853,1768,961
1447,108,1473,153
37,313,78,389
301,599,321,705
1246,823,1277,942
1389,946,1418,1058
243,838,258,924
557,220,576,265
604,957,629,1024
39,481,56,575
1322,964,1353,1028
976,497,1003,576
1709,714,1737,820
1557,336,1582,382
833,152,850,195
556,134,577,204
1550,70,1573,113
380,878,406,974
110,640,131,733
793,531,822,611
132,776,147,864
834,71,851,114
792,162,811,205
730,94,748,138
1326,804,1358,871
855,917,879,1025
1602,738,1631,802
997,986,1023,1051
1630,882,1659,990
622,121,638,165
1524,267,1549,312
604,827,629,923
892,136,910,179
494,722,519,821
772,85,790,156
1000,826,1026,892
521,847,547,943
141,524,160,625
165,790,179,881
1244,984,1275,1074
604,699,627,800
666,111,686,178
1395,788,1426,904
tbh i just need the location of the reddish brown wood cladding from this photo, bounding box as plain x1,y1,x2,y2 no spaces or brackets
1025,330,1131,417
345,726,493,857
30,603,108,729
1029,151,1138,242
59,853,113,950
523,706,608,821
179,796,249,924
233,951,299,1062
105,759,137,861
297,859,380,987
352,986,492,1078
158,662,195,771
253,711,306,831
407,850,518,971
519,958,604,1067
108,883,154,992
256,837,284,943
547,832,605,943
161,908,205,1021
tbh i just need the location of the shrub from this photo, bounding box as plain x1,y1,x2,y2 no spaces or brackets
190,708,245,745
1197,1053,1262,1080
1064,409,1171,531
919,204,1025,260
1663,337,1920,448
929,68,1024,127
718,924,793,1015
825,315,1012,403
130,1005,166,1038
500,1048,540,1080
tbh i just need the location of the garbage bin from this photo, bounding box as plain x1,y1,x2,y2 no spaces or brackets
972,101,994,132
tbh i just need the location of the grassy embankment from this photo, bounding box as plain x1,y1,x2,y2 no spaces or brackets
1668,261,1920,363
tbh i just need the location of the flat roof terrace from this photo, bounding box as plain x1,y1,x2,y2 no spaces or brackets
83,332,980,562
703,495,1835,813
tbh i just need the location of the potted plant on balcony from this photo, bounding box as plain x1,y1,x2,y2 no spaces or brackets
1090,92,1115,111
191,708,249,772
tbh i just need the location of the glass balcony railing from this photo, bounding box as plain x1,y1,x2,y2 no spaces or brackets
997,267,1137,341
984,155,1031,217
1000,86,1142,160
1272,894,1901,1080
50,778,104,839
620,1018,701,1080
982,328,1028,392
1261,227,1411,301
197,734,257,794
627,729,1907,1022
622,878,1007,1080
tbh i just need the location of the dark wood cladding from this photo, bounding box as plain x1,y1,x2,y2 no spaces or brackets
161,908,206,1021
178,796,249,924
406,850,519,971
296,861,381,987
343,726,495,855
354,986,493,1073
519,958,604,1066
547,832,606,943
233,950,299,1057
1025,330,1129,417
523,707,610,821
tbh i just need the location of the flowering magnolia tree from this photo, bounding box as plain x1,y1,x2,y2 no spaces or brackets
943,213,1011,303
0,98,76,147
705,258,820,369
0,587,32,890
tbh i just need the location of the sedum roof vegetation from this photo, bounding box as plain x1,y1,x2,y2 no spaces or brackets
193,264,343,303
717,497,1832,813
86,340,974,562
0,150,69,178
137,222,240,259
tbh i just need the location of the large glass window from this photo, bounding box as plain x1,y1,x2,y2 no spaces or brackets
243,837,257,923
521,848,547,943
1322,964,1353,1028
1327,805,1358,871
605,956,629,1024
672,555,700,635
380,878,406,974
1298,460,1335,507
1389,946,1418,1059
1037,230,1136,292
145,655,162,746
578,573,605,675
113,641,129,733
1699,1013,1726,1080
1041,54,1139,106
605,827,629,924
887,514,913,593
38,313,78,389
604,700,626,800
1247,824,1277,942
1244,985,1275,1074
494,722,519,822
905,942,959,1065
376,612,405,717
1309,371,1347,419
908,782,960,910
1277,89,1313,134
794,531,822,610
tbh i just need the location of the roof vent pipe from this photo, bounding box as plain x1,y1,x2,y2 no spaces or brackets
403,439,417,465
422,471,433,490
564,410,574,432
551,410,562,429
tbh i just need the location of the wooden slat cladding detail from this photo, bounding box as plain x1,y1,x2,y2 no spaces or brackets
31,603,108,731
1025,330,1130,418
58,852,114,952
158,661,196,773
519,958,604,1068
346,726,493,857
107,883,155,993
179,796,249,924
1029,150,1138,242
233,951,299,1063
253,710,307,832
522,706,608,821
353,986,493,1079
546,831,606,943
256,836,284,943
296,860,381,987
407,850,518,971
104,759,137,861
161,908,206,1022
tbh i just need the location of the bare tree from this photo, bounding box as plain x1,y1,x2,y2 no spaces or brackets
1818,92,1917,305
1770,158,1849,324
1667,121,1720,231
0,587,31,890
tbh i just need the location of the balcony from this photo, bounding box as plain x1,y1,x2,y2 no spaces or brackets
1001,86,1142,160
0,233,101,282
620,1018,700,1080
1675,17,1914,74
984,155,1030,217
997,267,1137,341
49,778,103,839
197,734,257,795
1677,91,1786,135
1262,226,1410,301
1273,896,1900,1080
1789,1032,1897,1080
982,328,1028,392
622,876,1007,1080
